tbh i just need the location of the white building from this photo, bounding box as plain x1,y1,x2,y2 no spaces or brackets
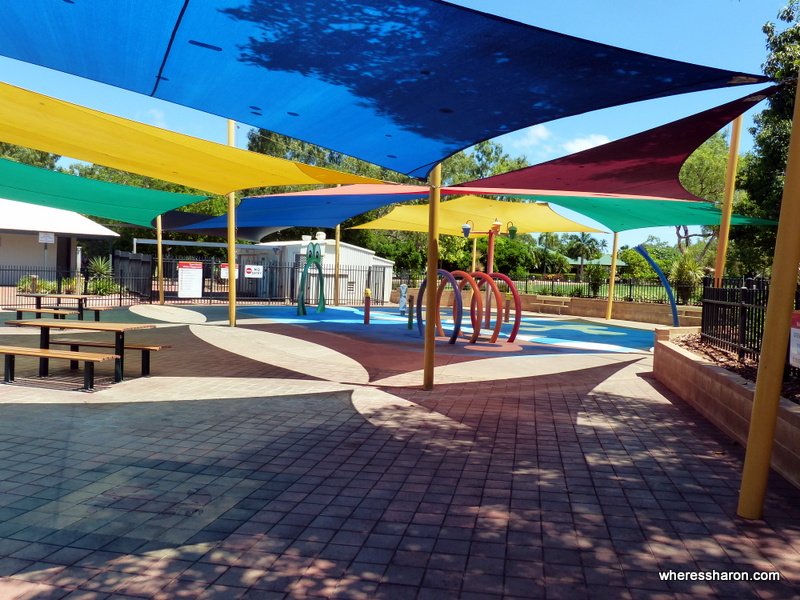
0,198,118,283
133,232,395,304
238,232,395,303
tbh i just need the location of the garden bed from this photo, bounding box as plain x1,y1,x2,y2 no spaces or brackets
653,328,800,491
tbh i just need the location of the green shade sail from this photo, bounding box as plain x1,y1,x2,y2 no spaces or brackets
514,195,777,232
0,158,209,227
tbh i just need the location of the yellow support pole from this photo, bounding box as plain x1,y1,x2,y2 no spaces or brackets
423,164,442,390
604,232,619,320
227,119,237,327
737,81,800,519
156,214,165,305
334,224,341,306
714,115,743,286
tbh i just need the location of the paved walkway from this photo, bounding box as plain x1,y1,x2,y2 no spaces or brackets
0,305,798,599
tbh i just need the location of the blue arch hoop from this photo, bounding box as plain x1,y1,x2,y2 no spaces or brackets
416,270,463,344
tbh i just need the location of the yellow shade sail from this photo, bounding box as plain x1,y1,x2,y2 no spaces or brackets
0,82,380,195
351,196,604,236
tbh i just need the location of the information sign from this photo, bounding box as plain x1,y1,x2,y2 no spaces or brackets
791,311,800,368
220,263,239,280
178,261,203,298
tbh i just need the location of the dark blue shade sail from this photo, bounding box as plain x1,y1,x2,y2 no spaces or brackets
0,1,768,177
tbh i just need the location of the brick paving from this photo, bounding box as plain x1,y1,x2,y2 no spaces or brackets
0,306,799,599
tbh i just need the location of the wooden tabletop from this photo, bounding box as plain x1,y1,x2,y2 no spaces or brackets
17,293,98,300
4,320,155,332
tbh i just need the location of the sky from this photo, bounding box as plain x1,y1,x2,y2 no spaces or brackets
0,0,791,250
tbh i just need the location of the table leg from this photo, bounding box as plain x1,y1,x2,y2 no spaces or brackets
114,332,124,382
38,327,50,377
78,299,85,320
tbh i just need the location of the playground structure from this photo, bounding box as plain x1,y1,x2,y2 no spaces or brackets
414,217,523,345
416,269,522,344
297,243,326,315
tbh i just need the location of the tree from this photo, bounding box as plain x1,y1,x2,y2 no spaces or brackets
565,233,604,280
618,247,654,279
0,142,60,169
733,1,800,274
64,163,228,256
677,131,730,258
441,140,528,185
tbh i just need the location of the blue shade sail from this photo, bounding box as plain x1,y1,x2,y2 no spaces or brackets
166,185,431,240
0,1,768,177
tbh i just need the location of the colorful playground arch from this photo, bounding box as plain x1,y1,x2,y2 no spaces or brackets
416,270,522,345
297,242,326,315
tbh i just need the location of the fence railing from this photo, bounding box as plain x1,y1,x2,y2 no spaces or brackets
2,258,389,308
391,271,703,305
0,265,144,309
700,277,800,378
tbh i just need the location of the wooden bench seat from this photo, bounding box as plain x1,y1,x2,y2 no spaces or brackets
0,345,118,391
83,306,114,321
3,307,79,319
49,340,169,376
42,305,113,321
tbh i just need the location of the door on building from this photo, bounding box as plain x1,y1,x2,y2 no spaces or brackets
56,236,71,277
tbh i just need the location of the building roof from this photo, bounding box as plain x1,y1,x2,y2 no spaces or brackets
568,254,627,267
0,198,118,239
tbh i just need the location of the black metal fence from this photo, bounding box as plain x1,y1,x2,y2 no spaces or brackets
392,271,702,305
700,277,800,377
2,255,389,309
0,263,141,309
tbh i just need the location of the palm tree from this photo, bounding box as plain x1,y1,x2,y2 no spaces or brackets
565,233,604,281
537,233,562,277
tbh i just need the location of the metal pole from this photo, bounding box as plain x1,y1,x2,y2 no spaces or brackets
715,116,743,286
423,164,442,390
335,224,341,306
605,232,619,320
156,215,165,305
737,81,800,519
227,119,237,327
471,237,477,272
485,227,496,328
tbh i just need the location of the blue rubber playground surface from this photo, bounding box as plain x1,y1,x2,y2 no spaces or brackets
238,305,654,356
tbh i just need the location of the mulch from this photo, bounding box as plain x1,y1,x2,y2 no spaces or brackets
672,333,800,404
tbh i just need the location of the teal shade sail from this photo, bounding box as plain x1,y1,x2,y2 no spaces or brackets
0,158,208,227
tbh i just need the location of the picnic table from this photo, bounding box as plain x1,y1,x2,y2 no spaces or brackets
5,319,156,382
17,293,101,320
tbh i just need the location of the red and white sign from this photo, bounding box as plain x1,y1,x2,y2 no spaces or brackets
220,263,239,280
178,261,203,298
791,311,800,368
244,264,264,278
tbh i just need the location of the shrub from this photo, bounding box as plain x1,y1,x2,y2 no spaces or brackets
16,276,57,293
669,255,704,305
88,277,121,296
88,256,113,278
568,287,585,297
583,263,607,297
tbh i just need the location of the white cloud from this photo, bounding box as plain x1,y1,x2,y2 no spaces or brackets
139,108,167,129
561,133,610,154
499,124,557,160
511,124,551,147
